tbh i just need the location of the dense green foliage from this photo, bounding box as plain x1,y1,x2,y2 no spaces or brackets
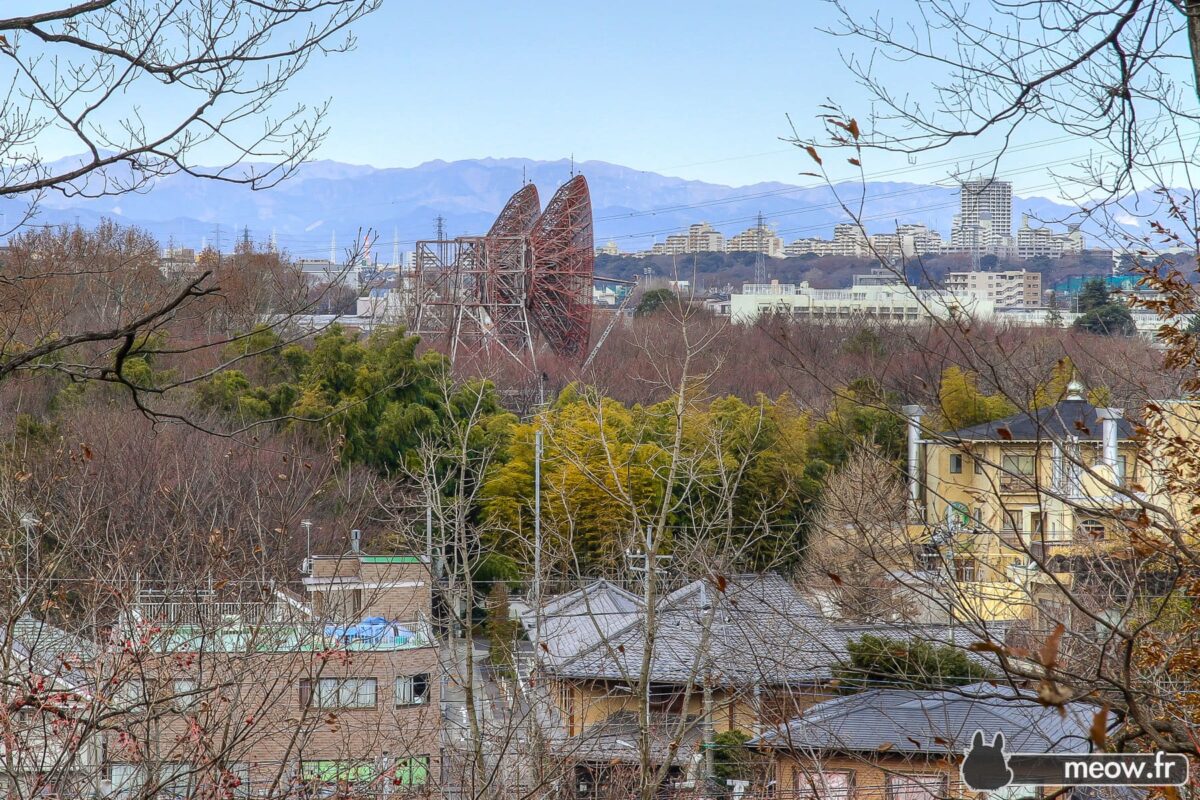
1072,278,1136,336
1073,303,1136,336
711,729,764,782
481,387,822,570
635,288,677,316
1077,278,1111,313
835,634,994,691
935,367,1017,430
196,325,513,472
807,379,905,471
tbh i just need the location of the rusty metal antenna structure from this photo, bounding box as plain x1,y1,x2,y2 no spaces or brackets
405,176,595,368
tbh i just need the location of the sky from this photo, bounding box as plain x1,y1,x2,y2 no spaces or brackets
266,1,1080,192
23,1,1194,202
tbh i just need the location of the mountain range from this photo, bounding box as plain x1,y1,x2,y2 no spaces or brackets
1,156,1086,259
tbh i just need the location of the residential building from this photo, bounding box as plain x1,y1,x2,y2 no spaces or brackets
296,258,359,289
159,247,197,278
943,269,1042,309
950,179,1013,255
786,225,941,260
518,575,845,791
0,618,103,796
784,237,833,258
830,224,868,258
729,275,995,324
596,240,621,256
649,223,726,257
728,223,785,258
1016,216,1084,260
685,222,725,253
650,233,688,256
107,540,440,798
902,380,1139,623
752,682,1104,800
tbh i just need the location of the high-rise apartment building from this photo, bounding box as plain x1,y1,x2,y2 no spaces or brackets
952,179,1013,255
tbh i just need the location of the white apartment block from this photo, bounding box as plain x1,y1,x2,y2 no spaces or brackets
649,222,726,256
786,223,941,260
1016,216,1084,260
728,223,785,258
686,222,725,253
729,275,994,323
943,269,1042,308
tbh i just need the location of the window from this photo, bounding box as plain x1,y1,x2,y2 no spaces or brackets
1076,519,1106,541
300,678,377,709
395,756,430,787
794,769,854,800
955,557,977,582
108,764,145,798
395,673,430,706
886,773,948,800
173,679,198,710
949,454,963,474
117,679,145,708
1001,454,1035,476
973,458,984,475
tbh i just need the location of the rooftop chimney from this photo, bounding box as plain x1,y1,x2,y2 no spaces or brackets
902,404,926,513
1095,408,1124,482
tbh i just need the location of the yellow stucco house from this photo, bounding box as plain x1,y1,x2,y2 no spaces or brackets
903,379,1141,624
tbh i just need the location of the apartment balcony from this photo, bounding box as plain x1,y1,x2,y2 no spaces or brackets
998,475,1038,493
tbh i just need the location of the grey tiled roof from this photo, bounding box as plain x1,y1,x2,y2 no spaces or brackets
752,682,1101,755
547,574,846,685
941,399,1134,442
551,710,703,767
1,616,98,693
521,579,642,669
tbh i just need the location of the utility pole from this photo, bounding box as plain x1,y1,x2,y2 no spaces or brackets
425,505,434,578
533,429,542,602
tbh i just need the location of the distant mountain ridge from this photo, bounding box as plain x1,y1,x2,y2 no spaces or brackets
1,156,1084,258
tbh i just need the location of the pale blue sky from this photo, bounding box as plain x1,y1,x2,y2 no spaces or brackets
29,1,1183,198
274,1,973,187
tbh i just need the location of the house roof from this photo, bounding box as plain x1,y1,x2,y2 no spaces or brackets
0,617,99,693
521,579,643,669
543,574,846,685
752,682,1101,756
940,397,1134,443
551,710,703,767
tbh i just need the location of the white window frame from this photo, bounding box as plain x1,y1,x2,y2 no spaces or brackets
395,673,430,706
320,677,376,709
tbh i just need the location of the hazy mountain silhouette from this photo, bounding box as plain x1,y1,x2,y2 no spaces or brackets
3,156,1083,258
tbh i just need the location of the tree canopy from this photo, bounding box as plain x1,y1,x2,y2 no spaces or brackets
835,634,994,692
197,324,513,473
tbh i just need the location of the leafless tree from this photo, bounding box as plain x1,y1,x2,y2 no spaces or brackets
0,1,376,415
